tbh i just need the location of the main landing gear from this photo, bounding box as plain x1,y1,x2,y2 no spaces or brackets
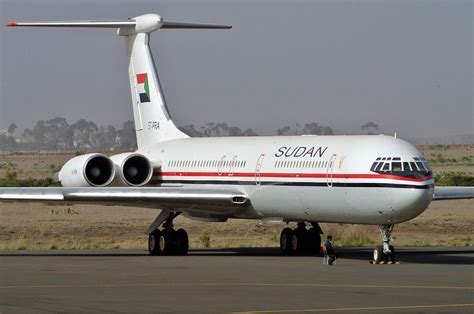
280,222,322,255
148,212,189,256
373,224,396,263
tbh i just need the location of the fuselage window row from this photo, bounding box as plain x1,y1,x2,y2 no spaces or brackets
167,160,248,169
274,160,329,169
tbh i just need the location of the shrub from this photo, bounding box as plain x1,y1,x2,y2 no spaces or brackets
435,172,474,186
199,233,211,248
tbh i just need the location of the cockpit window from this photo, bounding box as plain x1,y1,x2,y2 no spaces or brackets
392,161,402,172
375,162,385,172
370,156,432,178
402,162,411,171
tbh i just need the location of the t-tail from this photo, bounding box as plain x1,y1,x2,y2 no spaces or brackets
6,14,231,148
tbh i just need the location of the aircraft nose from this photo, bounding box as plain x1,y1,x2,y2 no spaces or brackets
391,187,433,223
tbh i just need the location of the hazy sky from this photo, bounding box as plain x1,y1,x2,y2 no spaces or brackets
0,0,472,138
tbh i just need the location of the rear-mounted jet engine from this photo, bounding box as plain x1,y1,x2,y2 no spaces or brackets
110,153,153,187
58,153,115,187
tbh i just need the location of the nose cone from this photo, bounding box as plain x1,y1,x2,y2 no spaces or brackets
391,186,433,223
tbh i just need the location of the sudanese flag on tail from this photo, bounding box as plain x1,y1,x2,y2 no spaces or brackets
136,73,150,103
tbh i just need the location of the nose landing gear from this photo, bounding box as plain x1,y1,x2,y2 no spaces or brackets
373,224,396,263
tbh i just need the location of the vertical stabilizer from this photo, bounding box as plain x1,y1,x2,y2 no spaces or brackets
124,32,188,147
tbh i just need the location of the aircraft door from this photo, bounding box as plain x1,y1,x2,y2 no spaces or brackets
218,155,226,176
255,154,265,186
230,155,238,176
326,154,337,187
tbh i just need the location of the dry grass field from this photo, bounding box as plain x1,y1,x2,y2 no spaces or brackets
0,145,472,250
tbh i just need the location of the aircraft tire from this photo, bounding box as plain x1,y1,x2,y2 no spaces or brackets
148,230,162,256
307,228,321,255
161,228,176,255
373,246,383,263
388,245,396,262
175,229,189,255
292,229,304,255
280,227,293,255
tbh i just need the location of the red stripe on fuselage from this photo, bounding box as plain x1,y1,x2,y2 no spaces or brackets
153,171,432,183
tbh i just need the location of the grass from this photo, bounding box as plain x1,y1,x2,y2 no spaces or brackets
0,171,60,187
435,171,474,186
322,224,378,247
2,223,470,251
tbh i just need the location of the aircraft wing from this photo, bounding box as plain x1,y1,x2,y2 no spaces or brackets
433,186,474,201
0,187,249,214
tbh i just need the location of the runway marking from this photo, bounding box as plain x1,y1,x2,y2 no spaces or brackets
0,282,473,290
229,303,474,313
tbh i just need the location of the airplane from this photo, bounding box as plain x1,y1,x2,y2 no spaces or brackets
2,14,473,262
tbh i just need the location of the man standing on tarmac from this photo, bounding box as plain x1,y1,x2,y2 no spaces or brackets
324,235,336,265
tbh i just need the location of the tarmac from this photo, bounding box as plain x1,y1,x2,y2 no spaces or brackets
1,247,473,313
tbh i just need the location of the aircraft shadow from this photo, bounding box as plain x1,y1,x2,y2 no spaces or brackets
190,247,474,265
0,247,472,265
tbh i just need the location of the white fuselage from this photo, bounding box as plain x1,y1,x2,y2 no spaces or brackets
138,135,434,225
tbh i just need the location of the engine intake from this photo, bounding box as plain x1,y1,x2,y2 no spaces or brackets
59,153,115,187
110,153,153,186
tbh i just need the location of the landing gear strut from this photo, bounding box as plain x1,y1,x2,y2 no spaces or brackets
279,222,322,255
148,212,189,256
373,224,395,263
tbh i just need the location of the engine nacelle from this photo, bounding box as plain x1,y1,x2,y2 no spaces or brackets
110,153,154,187
59,153,115,187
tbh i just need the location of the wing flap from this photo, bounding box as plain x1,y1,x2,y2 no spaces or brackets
433,186,474,200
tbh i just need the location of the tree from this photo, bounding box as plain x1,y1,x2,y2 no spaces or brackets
276,123,333,136
71,119,99,148
180,124,204,137
7,123,17,135
118,120,137,150
277,126,291,136
361,122,379,135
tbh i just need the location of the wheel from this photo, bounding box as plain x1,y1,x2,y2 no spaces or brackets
161,228,176,255
291,229,304,254
148,230,162,256
306,228,321,255
388,245,396,262
280,227,294,255
373,246,383,263
175,229,189,255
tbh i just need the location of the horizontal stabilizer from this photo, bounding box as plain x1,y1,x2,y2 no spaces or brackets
6,20,136,28
161,22,231,29
6,14,231,33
